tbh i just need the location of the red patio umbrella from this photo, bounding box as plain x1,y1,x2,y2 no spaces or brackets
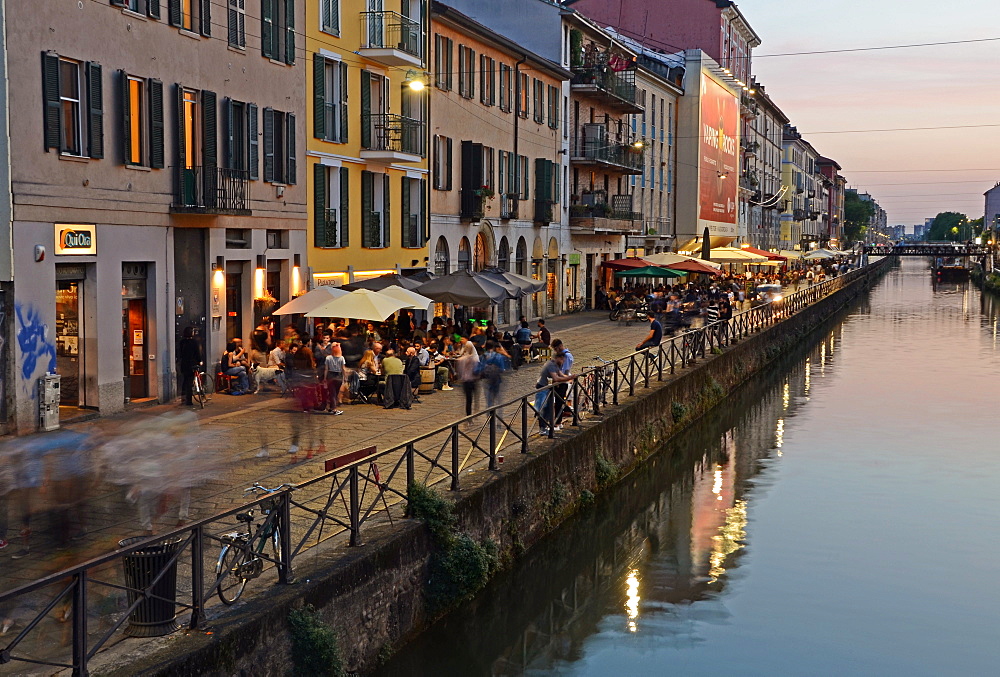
602,257,654,271
741,245,786,261
666,260,724,276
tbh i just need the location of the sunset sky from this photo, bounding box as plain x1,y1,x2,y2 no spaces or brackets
749,0,1000,229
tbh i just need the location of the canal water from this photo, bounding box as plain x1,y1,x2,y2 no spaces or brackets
378,258,1000,676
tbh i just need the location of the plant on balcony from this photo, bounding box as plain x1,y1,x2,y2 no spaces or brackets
474,185,495,202
570,204,590,217
594,202,612,218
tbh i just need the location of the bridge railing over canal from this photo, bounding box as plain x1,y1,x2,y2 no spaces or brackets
0,258,889,676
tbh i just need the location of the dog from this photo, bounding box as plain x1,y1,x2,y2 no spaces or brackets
251,365,286,394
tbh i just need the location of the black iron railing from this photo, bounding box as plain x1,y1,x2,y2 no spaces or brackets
174,166,251,213
570,135,643,173
500,193,519,220
362,113,426,157
360,11,423,59
0,258,892,676
570,65,639,108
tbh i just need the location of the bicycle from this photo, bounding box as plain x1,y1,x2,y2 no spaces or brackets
584,356,614,410
214,482,294,605
192,364,210,409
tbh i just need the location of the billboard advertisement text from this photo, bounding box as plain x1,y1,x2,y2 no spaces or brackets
698,75,739,235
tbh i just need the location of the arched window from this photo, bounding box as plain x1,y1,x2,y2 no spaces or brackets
497,237,510,272
515,237,527,276
473,232,489,271
434,237,450,276
458,237,472,271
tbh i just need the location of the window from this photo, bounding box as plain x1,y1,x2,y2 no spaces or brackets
116,0,160,17
517,154,529,199
181,88,199,170
517,72,528,119
314,56,348,143
434,237,450,276
360,170,389,248
124,75,145,165
228,0,246,48
482,146,494,191
401,176,426,248
499,64,512,113
320,0,339,35
313,164,350,248
532,79,543,124
263,108,296,184
225,228,251,248
261,0,295,64
547,85,559,129
225,98,259,176
43,54,105,159
458,45,475,98
433,135,452,190
59,59,83,156
434,34,453,90
168,0,210,36
480,55,495,106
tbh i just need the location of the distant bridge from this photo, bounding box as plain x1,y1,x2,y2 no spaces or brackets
863,244,989,257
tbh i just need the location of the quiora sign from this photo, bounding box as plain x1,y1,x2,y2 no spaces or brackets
54,224,97,255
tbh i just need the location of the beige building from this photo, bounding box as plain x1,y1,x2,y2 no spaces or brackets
429,3,569,323
1,0,305,432
742,83,788,251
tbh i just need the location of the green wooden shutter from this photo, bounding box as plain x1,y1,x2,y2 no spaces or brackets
286,112,296,184
247,103,258,179
313,55,326,139
445,137,453,190
261,0,274,58
148,78,164,168
224,98,235,168
383,172,390,248
401,176,411,248
42,52,61,151
360,71,371,149
339,62,349,143
202,90,217,169
534,158,549,200
147,0,161,20
86,62,104,159
284,0,295,64
361,170,374,247
200,0,211,36
119,70,131,164
418,178,427,246
263,107,274,181
340,167,350,246
313,162,328,247
176,87,186,167
168,0,181,26
228,2,239,47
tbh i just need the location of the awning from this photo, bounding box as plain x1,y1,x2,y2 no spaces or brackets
415,270,510,306
778,250,805,260
273,286,350,315
614,266,685,279
708,247,769,263
602,257,653,271
675,235,737,253
305,289,411,321
665,260,724,276
741,245,786,261
644,252,723,270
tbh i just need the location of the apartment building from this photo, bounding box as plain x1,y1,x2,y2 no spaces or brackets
2,0,305,432
780,126,823,250
817,157,846,248
429,2,569,323
306,0,430,291
742,84,788,251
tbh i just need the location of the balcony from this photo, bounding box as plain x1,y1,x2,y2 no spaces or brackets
569,195,641,233
643,217,673,241
534,199,554,225
500,193,519,220
460,190,485,221
172,166,251,215
358,11,424,67
570,134,644,174
316,209,338,248
570,66,643,113
360,114,425,163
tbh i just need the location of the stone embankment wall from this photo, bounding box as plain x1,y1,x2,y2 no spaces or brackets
104,260,888,677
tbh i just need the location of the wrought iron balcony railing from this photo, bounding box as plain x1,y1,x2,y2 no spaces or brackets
174,166,251,214
570,135,643,174
360,11,424,60
570,65,641,112
362,113,426,157
500,193,519,220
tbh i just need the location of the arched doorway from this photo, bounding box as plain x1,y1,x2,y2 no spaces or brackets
458,237,471,271
474,231,490,271
546,237,559,315
497,237,511,323
434,237,450,276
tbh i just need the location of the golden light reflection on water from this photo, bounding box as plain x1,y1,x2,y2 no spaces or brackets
625,569,640,632
782,382,790,410
775,418,784,456
804,359,811,394
713,466,724,500
708,499,748,583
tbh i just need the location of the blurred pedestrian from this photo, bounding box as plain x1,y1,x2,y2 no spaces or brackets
178,326,202,406
456,340,481,417
480,340,510,411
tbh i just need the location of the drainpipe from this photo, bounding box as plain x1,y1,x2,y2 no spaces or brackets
513,54,527,319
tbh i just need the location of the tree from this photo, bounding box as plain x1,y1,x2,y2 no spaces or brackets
926,212,967,241
844,191,875,243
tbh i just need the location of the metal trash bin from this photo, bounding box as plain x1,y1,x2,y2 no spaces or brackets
118,536,184,637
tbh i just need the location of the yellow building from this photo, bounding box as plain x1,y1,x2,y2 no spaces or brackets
305,0,430,288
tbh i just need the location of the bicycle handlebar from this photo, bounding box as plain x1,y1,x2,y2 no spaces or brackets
244,482,295,496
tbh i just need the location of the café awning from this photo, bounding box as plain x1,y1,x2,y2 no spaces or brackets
602,257,653,271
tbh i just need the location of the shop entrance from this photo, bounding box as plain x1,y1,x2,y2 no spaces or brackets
122,264,149,400
226,265,244,342
55,269,85,406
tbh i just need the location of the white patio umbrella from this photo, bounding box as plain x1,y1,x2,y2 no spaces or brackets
708,247,769,263
305,289,410,322
644,252,723,270
273,286,349,315
804,248,837,260
377,285,434,310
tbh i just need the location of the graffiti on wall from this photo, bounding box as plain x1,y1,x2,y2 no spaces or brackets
15,303,57,399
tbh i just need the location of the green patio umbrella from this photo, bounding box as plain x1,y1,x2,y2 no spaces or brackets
614,266,685,278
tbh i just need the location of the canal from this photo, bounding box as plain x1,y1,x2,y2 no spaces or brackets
378,257,1000,676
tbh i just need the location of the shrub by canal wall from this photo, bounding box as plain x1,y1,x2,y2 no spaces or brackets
102,260,888,677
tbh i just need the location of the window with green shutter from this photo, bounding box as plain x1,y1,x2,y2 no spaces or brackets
361,170,375,248
360,70,371,149
247,103,258,179
340,167,350,246
149,78,164,168
383,172,390,248
261,0,294,63
401,176,411,248
320,0,339,35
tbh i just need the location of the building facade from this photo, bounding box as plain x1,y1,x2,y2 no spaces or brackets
429,2,569,323
742,83,787,251
305,0,430,292
4,0,305,432
817,156,846,248
780,126,823,250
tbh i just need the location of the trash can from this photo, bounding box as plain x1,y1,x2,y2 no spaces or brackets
118,536,184,637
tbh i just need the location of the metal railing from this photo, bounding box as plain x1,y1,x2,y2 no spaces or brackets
316,208,338,248
359,11,423,60
534,198,553,224
570,135,644,173
460,190,485,220
174,166,250,213
570,66,639,109
0,258,890,675
362,113,426,157
500,193,519,220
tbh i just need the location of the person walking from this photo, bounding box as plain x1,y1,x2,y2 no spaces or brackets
322,342,346,415
178,327,202,406
480,340,510,412
455,340,481,417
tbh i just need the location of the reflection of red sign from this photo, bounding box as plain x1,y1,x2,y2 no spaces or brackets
699,75,739,233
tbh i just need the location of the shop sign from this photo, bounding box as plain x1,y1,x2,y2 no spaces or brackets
567,253,581,266
55,224,96,255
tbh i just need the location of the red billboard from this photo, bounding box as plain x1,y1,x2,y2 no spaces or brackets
698,75,739,235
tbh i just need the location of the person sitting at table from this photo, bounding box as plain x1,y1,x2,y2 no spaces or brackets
470,325,487,352
404,346,422,402
429,340,454,391
381,349,404,376
222,341,249,395
358,349,379,379
530,319,551,360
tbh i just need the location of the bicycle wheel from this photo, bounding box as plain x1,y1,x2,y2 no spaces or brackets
270,527,283,568
202,371,216,395
216,546,249,605
193,375,206,409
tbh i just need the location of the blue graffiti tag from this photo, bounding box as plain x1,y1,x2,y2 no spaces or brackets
15,303,57,387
